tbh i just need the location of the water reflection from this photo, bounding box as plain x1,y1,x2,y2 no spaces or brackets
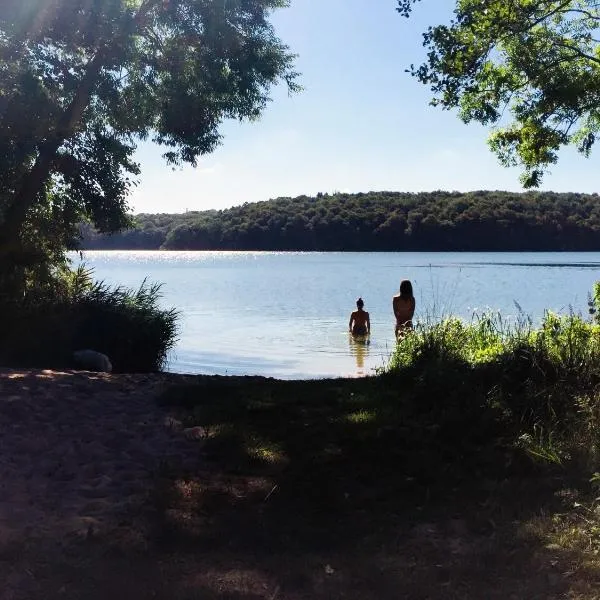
349,333,371,376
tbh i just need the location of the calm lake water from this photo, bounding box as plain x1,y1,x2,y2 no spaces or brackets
73,251,600,379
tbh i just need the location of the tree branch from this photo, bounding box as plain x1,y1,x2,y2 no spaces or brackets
554,40,600,65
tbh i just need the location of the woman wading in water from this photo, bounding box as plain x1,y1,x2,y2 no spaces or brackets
349,298,370,336
393,280,415,339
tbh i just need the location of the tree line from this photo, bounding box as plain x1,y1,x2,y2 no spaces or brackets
80,190,600,252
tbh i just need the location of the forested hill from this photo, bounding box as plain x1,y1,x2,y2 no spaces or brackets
80,190,600,251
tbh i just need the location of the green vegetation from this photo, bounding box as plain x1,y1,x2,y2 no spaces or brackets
399,0,600,187
146,296,600,596
83,189,600,251
0,0,297,275
0,266,178,372
389,307,600,470
0,0,296,370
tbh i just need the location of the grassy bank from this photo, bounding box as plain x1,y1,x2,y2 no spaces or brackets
142,306,600,598
388,306,600,470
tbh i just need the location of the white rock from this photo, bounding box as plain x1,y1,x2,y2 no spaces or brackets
73,350,113,373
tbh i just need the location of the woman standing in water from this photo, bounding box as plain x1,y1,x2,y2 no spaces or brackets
349,297,370,336
393,280,415,338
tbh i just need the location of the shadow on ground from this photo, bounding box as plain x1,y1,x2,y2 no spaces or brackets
3,374,600,599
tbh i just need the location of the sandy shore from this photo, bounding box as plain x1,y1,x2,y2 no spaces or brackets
0,368,201,549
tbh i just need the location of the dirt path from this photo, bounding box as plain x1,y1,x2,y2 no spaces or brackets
0,368,200,549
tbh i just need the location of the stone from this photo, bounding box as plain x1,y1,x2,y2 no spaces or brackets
73,350,113,373
183,426,206,441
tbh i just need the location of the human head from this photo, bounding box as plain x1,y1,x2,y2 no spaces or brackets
356,297,364,309
399,280,413,297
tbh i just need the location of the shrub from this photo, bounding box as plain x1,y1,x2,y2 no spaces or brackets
0,265,179,372
386,305,600,473
388,312,509,371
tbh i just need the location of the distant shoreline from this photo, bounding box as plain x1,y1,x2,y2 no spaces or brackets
79,190,600,252
76,248,600,253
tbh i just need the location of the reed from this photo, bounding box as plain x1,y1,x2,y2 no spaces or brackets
0,265,179,372
386,303,600,471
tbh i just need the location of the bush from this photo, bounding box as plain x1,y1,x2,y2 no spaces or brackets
386,306,600,472
0,265,179,372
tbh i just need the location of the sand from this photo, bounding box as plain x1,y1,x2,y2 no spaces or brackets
0,368,201,548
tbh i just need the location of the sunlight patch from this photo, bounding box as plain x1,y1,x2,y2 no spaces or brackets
345,409,376,424
245,444,285,464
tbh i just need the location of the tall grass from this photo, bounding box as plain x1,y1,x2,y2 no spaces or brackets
0,265,179,372
386,304,600,472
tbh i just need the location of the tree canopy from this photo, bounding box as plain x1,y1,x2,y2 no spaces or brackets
81,190,600,252
399,0,600,187
0,0,297,293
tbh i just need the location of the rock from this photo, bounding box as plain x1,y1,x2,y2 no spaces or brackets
183,426,206,441
73,350,113,373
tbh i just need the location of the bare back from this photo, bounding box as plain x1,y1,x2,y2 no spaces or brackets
393,295,415,326
349,309,370,335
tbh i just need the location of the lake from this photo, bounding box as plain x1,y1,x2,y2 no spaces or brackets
73,251,600,379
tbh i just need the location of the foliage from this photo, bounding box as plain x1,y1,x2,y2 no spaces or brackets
0,265,179,372
387,304,600,470
0,0,297,294
589,281,600,322
389,312,511,370
82,189,600,251
399,0,600,187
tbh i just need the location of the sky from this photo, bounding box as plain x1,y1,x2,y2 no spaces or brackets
130,0,600,214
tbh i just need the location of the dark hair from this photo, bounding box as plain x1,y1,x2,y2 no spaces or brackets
356,297,364,308
399,280,413,298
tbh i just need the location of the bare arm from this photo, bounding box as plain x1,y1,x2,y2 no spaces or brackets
348,312,354,332
366,312,371,334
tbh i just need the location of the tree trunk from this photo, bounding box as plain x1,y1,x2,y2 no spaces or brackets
0,50,106,255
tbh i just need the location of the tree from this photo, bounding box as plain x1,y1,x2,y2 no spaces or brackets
0,0,298,289
398,0,600,187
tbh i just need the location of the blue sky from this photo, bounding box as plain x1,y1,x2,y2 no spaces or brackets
130,0,600,214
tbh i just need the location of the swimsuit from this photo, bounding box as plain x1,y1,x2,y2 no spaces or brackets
352,325,368,336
